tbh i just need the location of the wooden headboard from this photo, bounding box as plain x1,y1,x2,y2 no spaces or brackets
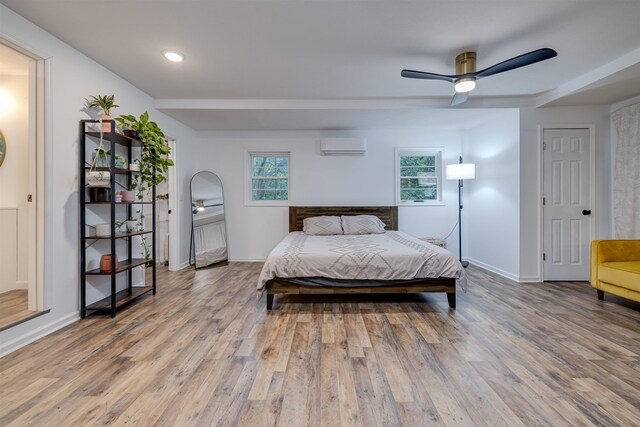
289,206,398,232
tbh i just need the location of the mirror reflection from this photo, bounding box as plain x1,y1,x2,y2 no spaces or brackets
0,130,5,167
190,171,228,268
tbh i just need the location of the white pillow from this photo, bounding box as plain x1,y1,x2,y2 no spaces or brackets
341,215,386,235
303,216,343,235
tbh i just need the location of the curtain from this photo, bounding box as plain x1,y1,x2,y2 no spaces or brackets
612,103,640,238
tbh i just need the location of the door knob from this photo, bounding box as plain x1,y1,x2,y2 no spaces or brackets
582,209,591,215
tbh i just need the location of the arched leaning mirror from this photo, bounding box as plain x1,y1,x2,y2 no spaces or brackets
190,171,228,268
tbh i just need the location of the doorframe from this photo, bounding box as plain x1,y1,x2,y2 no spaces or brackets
0,34,51,312
166,139,179,271
538,125,596,281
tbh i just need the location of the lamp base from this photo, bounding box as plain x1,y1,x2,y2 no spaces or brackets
461,260,469,268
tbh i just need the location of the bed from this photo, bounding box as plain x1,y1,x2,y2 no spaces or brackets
258,206,465,310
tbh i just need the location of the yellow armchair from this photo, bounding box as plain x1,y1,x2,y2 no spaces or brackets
590,240,640,303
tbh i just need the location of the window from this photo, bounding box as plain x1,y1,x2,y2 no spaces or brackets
246,152,290,205
396,148,443,205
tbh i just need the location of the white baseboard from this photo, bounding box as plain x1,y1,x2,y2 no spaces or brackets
466,258,520,282
228,257,266,262
518,275,542,283
0,311,79,358
173,260,190,271
15,280,28,289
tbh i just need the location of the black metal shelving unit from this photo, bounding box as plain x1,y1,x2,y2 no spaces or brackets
80,119,157,318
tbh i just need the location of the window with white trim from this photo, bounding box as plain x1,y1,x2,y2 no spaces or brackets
396,148,443,205
246,152,290,204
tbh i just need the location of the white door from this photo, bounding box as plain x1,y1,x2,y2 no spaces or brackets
543,129,592,281
154,139,175,266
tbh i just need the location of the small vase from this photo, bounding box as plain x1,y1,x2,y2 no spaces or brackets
95,223,111,237
100,254,118,272
89,187,111,202
101,114,112,132
127,220,138,233
121,190,136,203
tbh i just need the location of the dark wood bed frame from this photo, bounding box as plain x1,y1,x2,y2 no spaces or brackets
265,206,456,309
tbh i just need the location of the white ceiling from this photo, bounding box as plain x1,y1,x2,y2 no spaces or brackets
161,107,506,131
3,0,640,130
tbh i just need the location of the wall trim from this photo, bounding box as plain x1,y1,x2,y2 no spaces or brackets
467,258,520,282
229,257,265,262
518,275,542,283
176,260,190,270
0,311,79,358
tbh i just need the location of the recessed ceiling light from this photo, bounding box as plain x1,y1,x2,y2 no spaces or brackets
162,50,184,63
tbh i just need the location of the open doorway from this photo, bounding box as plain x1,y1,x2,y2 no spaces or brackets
0,41,44,330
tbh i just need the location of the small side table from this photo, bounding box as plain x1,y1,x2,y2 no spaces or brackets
419,237,447,248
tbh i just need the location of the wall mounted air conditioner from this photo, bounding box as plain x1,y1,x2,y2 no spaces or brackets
320,138,367,156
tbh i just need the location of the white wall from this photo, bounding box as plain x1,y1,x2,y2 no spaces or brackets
519,106,611,281
0,74,29,290
195,126,465,260
463,109,521,279
0,4,198,356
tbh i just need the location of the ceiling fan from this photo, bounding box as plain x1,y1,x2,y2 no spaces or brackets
401,48,558,106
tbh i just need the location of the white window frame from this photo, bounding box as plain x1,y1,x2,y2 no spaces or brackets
245,151,291,206
395,147,444,206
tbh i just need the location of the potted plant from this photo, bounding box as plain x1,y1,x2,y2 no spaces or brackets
115,112,174,198
86,145,111,192
126,217,139,233
87,94,119,132
116,112,173,264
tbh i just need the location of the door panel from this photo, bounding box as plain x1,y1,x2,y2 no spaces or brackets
543,129,591,281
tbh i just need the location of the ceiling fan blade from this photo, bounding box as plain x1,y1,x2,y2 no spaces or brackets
475,48,557,78
401,69,456,83
451,91,469,106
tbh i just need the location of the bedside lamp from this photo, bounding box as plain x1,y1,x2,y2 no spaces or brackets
446,157,476,267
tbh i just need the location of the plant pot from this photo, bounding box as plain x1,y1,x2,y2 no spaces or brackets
123,129,139,139
89,187,111,202
126,220,138,233
100,254,118,272
101,114,112,132
87,170,110,187
121,190,136,203
95,223,111,237
129,163,140,172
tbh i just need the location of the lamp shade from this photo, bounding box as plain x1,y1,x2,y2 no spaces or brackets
446,163,476,180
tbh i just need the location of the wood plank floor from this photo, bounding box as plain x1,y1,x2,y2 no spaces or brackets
0,263,639,426
0,290,38,332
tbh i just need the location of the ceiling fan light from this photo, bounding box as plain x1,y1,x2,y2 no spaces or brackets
454,78,476,93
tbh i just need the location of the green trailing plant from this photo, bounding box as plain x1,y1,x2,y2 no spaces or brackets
115,112,173,199
87,94,119,116
116,112,173,261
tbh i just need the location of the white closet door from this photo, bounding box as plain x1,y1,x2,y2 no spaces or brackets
543,129,592,281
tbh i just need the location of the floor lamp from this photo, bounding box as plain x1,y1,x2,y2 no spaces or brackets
446,157,475,268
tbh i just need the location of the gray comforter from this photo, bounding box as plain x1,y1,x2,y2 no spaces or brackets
257,231,466,291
